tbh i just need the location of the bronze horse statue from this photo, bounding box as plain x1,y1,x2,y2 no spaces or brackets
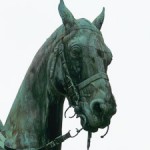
0,0,116,149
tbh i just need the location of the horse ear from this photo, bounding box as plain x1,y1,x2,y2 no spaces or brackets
58,0,76,33
93,7,105,30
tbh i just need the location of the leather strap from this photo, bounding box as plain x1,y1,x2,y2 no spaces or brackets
4,131,71,150
77,72,108,90
59,43,80,106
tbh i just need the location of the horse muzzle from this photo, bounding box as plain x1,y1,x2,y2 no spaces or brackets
75,98,116,132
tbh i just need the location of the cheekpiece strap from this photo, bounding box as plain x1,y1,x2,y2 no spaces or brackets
77,72,108,90
59,42,79,106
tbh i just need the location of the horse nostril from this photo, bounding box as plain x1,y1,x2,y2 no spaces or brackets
90,99,104,114
93,102,102,113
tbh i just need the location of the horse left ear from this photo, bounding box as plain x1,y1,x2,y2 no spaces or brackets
93,7,105,30
58,0,76,33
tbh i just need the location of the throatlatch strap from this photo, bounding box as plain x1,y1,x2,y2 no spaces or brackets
77,72,108,90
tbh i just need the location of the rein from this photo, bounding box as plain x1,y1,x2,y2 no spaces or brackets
1,127,109,150
4,128,83,150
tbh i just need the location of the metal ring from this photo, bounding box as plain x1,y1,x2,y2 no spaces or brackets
70,128,83,138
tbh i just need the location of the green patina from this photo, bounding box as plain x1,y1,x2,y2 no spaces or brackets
0,0,116,150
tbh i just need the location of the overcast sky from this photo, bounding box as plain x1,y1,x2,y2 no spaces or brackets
0,0,150,150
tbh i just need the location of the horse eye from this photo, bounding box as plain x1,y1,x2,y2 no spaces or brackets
70,46,81,58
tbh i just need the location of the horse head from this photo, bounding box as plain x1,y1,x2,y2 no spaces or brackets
52,0,117,133
1,1,117,149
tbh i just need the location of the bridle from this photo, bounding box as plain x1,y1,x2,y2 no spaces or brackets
58,42,80,107
56,38,110,149
50,37,110,149
57,39,109,108
4,33,110,150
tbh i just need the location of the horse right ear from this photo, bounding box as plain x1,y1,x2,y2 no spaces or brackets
93,7,105,30
58,0,76,33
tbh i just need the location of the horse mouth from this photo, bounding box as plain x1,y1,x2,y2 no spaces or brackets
78,114,110,132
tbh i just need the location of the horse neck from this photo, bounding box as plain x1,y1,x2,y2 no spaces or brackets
4,48,65,150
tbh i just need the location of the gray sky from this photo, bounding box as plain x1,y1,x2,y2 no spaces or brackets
0,0,150,150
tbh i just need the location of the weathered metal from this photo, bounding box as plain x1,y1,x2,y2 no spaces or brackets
0,0,116,149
